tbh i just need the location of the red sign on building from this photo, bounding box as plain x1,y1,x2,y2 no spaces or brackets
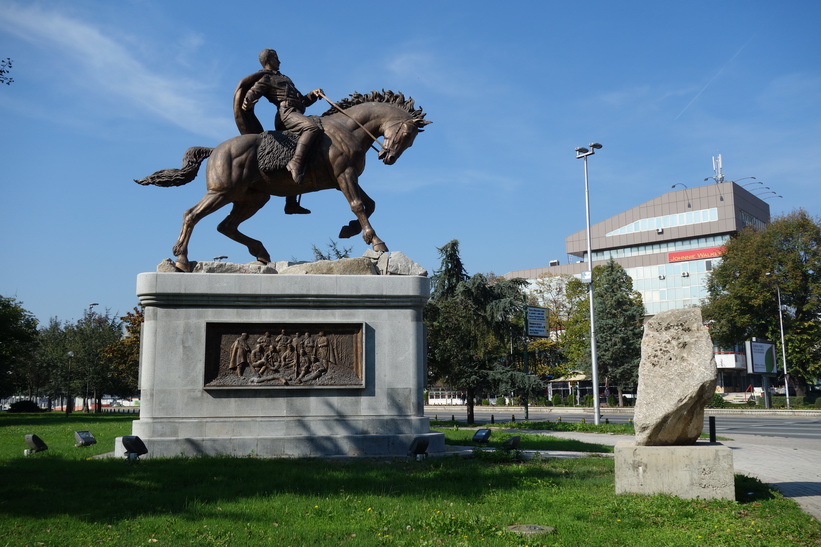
667,246,725,263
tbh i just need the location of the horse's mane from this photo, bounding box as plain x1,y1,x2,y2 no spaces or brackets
321,89,430,129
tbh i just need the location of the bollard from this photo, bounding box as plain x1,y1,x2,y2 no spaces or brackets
451,415,455,422
709,416,716,443
605,418,609,425
511,415,516,423
581,418,586,424
491,415,495,424
557,416,562,422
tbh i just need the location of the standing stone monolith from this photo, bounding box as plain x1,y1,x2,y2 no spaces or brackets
634,308,716,446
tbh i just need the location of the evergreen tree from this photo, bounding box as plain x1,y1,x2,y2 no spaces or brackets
430,240,468,301
425,241,527,423
563,260,644,406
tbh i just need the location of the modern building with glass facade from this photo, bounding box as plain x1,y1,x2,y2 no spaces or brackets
506,181,770,314
505,181,771,392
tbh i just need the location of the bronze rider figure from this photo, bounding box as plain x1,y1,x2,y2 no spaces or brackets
239,49,323,214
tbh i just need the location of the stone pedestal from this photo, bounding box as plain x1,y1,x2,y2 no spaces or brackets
116,272,444,458
614,441,735,500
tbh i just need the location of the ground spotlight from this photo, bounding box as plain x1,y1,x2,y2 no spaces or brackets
121,435,148,461
501,436,521,451
74,430,97,447
24,434,48,456
408,436,429,460
472,429,491,444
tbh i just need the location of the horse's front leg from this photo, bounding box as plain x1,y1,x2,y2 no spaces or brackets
338,187,375,240
336,169,387,252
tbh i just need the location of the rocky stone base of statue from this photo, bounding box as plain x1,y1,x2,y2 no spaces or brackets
156,250,427,276
117,270,443,459
614,441,735,500
633,308,717,446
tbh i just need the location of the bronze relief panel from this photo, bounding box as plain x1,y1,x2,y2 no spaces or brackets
204,323,364,388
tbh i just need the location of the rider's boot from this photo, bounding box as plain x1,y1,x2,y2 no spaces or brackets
286,132,315,185
284,195,311,215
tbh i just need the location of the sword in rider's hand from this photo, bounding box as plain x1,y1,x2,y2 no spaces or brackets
316,90,382,154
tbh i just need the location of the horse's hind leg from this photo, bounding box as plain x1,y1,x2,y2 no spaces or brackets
217,190,273,263
173,190,230,271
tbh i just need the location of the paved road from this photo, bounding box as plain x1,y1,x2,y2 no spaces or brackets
427,406,821,441
427,406,821,521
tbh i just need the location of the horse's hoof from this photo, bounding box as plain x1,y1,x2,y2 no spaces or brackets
373,242,389,253
175,260,193,272
339,225,359,239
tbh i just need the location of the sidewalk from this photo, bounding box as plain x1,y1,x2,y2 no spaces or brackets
540,430,821,521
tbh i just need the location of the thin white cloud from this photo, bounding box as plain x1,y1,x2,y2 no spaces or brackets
383,44,505,101
0,3,230,138
674,37,754,121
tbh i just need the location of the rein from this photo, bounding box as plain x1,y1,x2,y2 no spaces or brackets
319,91,384,154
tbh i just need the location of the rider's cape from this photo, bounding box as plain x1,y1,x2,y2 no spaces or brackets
233,70,274,135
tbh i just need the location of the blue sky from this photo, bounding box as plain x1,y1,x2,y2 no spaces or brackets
1,1,820,324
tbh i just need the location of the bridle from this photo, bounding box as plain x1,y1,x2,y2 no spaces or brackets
320,91,411,159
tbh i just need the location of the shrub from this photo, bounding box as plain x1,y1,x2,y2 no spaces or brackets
607,395,616,407
481,399,490,406
8,400,44,413
815,398,821,409
709,393,727,408
583,394,593,407
551,394,563,407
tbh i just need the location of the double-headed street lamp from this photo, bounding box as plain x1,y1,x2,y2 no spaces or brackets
576,142,602,425
765,272,790,409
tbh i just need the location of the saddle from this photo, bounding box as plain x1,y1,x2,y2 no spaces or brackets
257,130,298,173
256,116,323,174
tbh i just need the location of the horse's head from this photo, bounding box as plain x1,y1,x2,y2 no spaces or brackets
378,117,430,165
321,90,431,165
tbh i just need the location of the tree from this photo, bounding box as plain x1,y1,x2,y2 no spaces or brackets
64,308,123,412
101,307,143,398
35,318,71,410
311,239,352,260
703,210,821,396
425,240,528,423
0,296,38,398
430,240,468,301
527,273,584,382
563,260,645,406
0,58,12,86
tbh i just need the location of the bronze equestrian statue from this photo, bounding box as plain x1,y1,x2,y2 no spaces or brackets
135,90,430,272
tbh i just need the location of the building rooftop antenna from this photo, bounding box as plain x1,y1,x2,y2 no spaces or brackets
704,154,725,184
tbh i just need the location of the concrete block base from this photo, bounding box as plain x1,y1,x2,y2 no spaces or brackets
615,441,735,500
122,272,444,459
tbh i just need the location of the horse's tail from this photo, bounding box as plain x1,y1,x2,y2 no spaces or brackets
134,146,213,187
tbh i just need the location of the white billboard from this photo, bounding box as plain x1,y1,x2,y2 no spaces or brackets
744,340,778,374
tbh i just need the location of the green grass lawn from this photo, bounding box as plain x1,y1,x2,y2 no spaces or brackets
1,413,819,546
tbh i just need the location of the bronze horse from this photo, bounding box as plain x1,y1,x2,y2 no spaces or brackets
135,90,430,271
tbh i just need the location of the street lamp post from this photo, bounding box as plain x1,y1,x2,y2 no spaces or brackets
766,272,790,409
576,143,602,425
